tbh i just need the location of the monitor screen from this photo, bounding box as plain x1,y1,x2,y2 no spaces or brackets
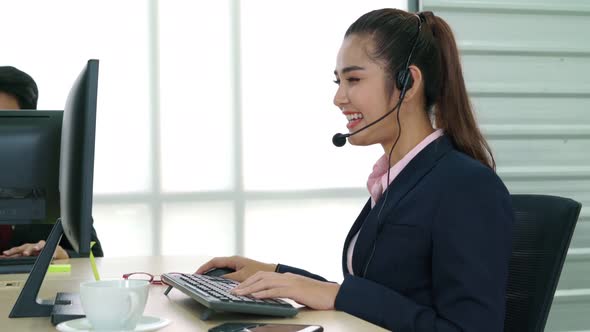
0,111,62,225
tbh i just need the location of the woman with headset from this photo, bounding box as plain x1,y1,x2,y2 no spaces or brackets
197,8,513,331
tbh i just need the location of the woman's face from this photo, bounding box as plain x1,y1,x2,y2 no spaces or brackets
0,92,20,110
333,34,398,147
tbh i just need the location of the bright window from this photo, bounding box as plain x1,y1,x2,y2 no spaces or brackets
1,1,407,281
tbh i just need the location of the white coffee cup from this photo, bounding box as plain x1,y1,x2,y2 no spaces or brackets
80,279,150,330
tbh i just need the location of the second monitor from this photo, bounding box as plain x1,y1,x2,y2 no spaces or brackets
9,59,101,324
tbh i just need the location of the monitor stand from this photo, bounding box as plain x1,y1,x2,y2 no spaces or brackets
8,219,86,325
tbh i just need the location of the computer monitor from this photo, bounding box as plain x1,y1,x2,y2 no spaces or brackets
9,59,100,322
0,111,62,226
59,59,99,256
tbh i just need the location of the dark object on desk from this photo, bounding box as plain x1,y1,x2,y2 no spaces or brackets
504,194,581,332
209,322,323,332
50,292,85,325
162,273,298,320
8,60,101,326
0,256,35,274
204,267,236,277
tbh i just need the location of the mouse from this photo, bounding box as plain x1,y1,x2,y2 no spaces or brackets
203,267,236,278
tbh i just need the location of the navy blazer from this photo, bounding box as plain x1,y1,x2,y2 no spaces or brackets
277,135,514,331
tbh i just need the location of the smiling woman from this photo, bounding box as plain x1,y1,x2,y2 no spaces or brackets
197,8,514,332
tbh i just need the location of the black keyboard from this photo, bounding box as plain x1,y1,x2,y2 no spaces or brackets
0,256,36,274
0,256,37,265
162,273,298,319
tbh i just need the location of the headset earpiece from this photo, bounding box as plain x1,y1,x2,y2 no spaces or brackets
396,69,414,91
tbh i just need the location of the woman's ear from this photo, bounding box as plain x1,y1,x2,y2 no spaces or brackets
400,65,422,102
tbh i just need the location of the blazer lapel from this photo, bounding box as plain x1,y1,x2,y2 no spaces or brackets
341,199,371,275
350,135,454,276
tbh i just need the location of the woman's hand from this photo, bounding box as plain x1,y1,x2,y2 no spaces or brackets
232,271,341,310
195,256,276,282
2,240,69,259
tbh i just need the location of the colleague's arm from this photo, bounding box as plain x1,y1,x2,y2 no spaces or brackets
335,172,514,331
2,240,69,259
4,219,103,258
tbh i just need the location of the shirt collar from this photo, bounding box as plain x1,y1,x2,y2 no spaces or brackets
367,129,444,206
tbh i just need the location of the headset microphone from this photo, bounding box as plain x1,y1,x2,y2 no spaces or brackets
331,98,403,147
332,133,348,147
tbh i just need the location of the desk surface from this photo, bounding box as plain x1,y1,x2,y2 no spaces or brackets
0,256,386,331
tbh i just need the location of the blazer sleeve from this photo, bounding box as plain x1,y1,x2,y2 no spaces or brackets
334,172,514,331
275,264,328,282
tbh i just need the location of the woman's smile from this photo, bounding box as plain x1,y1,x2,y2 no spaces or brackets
344,111,364,130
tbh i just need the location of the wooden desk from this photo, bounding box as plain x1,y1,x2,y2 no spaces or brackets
0,256,386,331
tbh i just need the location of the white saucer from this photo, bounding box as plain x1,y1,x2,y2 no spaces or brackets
56,315,170,332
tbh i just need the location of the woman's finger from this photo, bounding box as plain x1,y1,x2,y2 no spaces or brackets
22,246,34,256
33,240,46,251
3,243,27,256
252,287,288,299
234,273,289,295
233,271,269,290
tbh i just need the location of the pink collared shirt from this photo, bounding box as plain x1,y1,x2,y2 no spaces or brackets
346,129,444,275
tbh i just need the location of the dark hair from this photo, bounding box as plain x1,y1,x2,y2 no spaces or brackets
345,9,495,169
0,66,39,109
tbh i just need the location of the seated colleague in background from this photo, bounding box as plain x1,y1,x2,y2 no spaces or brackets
0,65,104,259
196,9,514,332
0,66,38,109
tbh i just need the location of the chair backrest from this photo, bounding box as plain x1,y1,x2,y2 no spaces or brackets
504,194,581,332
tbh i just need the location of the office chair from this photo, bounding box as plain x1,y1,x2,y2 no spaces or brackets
504,194,581,332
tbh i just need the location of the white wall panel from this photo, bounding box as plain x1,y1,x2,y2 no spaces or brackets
421,0,590,329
